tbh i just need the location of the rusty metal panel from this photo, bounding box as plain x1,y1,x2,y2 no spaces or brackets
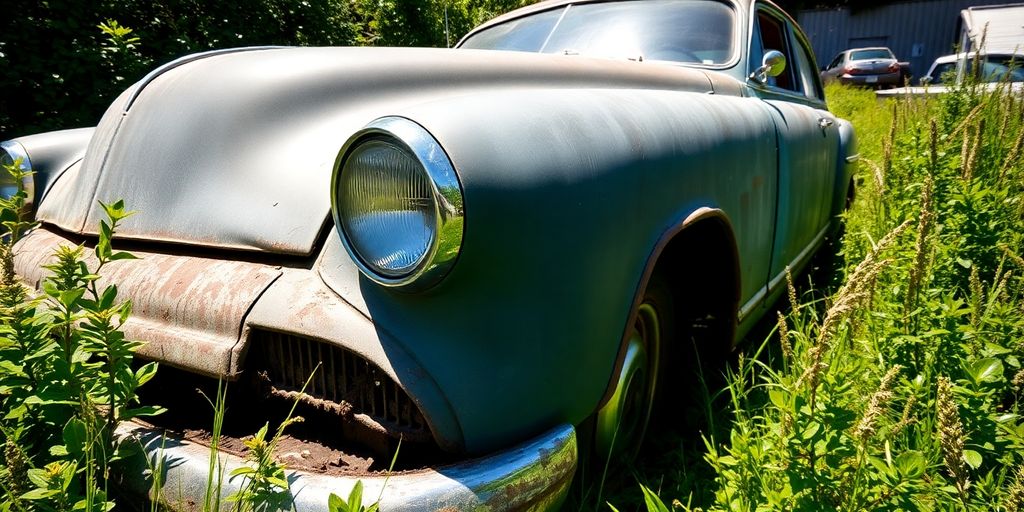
244,268,464,452
13,228,281,377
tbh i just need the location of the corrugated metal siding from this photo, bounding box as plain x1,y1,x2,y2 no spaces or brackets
797,0,1014,80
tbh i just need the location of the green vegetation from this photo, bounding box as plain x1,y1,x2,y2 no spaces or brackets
0,0,537,140
0,157,160,511
614,82,1024,510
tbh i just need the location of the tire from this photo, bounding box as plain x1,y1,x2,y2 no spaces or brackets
593,274,674,466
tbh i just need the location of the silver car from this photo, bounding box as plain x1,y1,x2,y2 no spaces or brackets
821,47,901,87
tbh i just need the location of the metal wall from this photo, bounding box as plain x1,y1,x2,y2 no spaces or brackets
797,0,1012,80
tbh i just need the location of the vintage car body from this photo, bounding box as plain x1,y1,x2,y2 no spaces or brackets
4,0,855,509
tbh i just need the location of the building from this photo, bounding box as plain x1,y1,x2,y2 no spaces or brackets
797,0,1018,80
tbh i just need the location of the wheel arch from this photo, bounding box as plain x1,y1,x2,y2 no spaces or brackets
596,207,741,412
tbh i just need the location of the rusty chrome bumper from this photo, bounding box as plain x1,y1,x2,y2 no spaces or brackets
114,422,576,511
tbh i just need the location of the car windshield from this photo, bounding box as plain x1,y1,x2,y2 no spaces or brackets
849,49,893,61
459,0,736,65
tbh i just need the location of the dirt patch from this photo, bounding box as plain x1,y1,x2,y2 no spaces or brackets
135,365,453,476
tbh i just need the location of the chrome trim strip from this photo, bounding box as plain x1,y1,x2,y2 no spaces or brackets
740,224,831,322
766,225,831,293
331,116,466,291
114,422,576,511
737,287,766,323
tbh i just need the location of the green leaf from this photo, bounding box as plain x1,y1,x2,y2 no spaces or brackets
639,484,671,512
59,288,85,309
135,362,159,386
348,480,363,510
967,358,1003,384
963,449,983,469
328,493,349,512
768,389,788,409
63,419,88,457
20,488,57,500
99,285,118,309
109,251,138,261
26,468,49,489
894,450,925,479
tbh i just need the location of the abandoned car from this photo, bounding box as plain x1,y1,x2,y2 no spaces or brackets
3,0,856,509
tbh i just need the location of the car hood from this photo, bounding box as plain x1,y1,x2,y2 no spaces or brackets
37,46,719,256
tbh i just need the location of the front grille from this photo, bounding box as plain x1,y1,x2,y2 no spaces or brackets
249,329,429,439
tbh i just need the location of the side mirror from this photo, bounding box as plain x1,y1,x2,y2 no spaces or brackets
751,50,787,83
920,76,933,85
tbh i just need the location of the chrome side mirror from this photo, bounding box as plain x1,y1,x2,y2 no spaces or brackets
920,75,933,85
751,50,787,83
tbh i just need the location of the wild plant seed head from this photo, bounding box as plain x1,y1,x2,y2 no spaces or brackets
786,266,799,313
969,265,983,328
937,376,970,496
930,118,938,174
893,393,918,435
855,365,901,443
1013,369,1024,390
1005,465,1024,512
777,311,793,363
905,175,935,319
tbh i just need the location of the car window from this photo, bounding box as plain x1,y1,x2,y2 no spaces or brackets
850,49,893,61
461,0,736,65
455,8,564,52
981,55,1024,82
931,62,957,84
828,53,843,70
755,9,798,92
789,27,823,100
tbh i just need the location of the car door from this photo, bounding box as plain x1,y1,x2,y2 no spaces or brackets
749,4,838,293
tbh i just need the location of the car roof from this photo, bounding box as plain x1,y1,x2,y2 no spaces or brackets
846,47,892,53
933,51,1024,64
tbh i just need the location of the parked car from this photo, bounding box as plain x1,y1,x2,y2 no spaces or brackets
876,51,1024,98
821,47,903,88
3,0,855,509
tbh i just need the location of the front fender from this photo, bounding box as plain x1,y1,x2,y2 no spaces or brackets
320,87,778,453
5,128,94,207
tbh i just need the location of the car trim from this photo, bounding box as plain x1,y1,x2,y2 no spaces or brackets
114,421,577,511
764,224,829,295
331,116,465,291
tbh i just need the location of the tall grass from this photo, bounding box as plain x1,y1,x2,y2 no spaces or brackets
624,81,1024,510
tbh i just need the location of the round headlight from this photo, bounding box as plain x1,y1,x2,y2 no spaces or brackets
0,140,34,208
331,117,464,290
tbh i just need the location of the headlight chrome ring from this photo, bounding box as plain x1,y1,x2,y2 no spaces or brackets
0,140,34,209
330,117,464,291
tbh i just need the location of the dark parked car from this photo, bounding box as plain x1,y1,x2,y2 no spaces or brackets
3,0,855,509
821,47,902,87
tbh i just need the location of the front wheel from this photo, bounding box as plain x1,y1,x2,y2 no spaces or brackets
594,277,672,463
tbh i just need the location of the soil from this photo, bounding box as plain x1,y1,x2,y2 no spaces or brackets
134,365,451,476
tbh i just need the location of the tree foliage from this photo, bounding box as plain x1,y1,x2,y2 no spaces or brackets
0,0,540,140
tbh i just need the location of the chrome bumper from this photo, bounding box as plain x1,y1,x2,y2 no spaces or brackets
114,422,577,511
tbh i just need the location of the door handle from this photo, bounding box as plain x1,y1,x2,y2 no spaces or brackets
818,118,835,129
